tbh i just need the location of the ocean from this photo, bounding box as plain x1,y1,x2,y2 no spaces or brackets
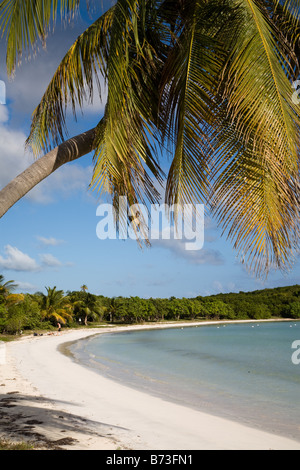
67,321,300,441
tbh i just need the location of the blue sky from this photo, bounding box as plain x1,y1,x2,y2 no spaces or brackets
0,2,299,299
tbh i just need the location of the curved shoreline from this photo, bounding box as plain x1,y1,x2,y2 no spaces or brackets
2,319,300,450
61,319,300,441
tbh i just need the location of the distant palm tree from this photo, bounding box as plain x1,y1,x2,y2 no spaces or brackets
0,274,17,297
73,292,102,325
0,1,300,276
39,286,73,325
80,285,88,293
108,297,117,323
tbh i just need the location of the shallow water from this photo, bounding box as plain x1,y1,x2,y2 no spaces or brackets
68,321,300,441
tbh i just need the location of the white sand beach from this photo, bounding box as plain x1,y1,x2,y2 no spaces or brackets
1,321,300,450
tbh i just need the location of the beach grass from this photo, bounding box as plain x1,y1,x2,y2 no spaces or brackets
0,438,34,450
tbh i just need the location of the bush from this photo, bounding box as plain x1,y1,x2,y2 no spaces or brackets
288,302,300,319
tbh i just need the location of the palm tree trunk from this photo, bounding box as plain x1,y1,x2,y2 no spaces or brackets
0,127,97,218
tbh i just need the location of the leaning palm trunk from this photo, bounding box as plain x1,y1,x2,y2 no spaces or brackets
0,0,300,277
0,128,96,218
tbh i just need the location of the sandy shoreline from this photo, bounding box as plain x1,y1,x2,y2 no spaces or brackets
1,320,300,450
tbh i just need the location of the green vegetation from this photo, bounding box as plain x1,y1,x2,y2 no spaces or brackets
0,438,34,450
0,275,299,336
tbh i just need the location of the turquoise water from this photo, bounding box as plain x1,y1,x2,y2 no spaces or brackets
68,321,300,441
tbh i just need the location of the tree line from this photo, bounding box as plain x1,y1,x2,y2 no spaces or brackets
0,275,300,335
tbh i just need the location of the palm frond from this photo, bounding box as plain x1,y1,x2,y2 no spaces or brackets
2,0,300,276
0,0,83,76
210,0,300,275
90,0,165,241
159,1,226,210
275,0,300,22
26,6,114,155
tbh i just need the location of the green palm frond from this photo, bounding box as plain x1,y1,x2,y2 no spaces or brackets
159,0,234,210
90,0,165,241
0,0,83,76
26,6,115,155
40,286,73,324
91,105,163,243
210,0,300,274
272,0,300,69
276,0,300,21
0,274,17,295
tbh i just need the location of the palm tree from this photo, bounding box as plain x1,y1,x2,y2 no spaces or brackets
73,292,103,325
107,297,117,323
39,286,73,325
0,0,300,276
0,274,17,297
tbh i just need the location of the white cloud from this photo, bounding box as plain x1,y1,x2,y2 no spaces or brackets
2,25,107,121
0,107,94,205
151,230,224,265
0,105,8,123
0,18,107,206
0,112,30,188
159,240,225,265
23,161,94,204
212,280,224,292
37,236,65,246
0,245,40,272
0,244,73,272
15,281,37,292
40,253,62,267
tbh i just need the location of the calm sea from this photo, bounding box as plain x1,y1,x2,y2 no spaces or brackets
67,321,300,441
